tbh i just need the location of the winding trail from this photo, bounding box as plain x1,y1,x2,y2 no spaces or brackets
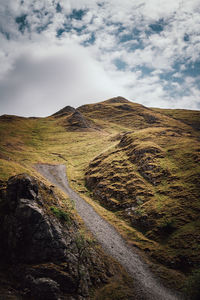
35,164,180,300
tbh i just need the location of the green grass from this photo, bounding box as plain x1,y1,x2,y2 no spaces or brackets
84,118,200,290
152,107,200,132
0,98,199,294
50,206,72,224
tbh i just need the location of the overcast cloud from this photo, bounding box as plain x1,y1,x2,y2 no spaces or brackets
0,0,200,116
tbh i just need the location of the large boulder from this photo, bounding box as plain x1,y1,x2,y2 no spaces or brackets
25,276,60,300
1,174,68,263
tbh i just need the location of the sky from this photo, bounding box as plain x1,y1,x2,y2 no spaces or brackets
0,0,200,117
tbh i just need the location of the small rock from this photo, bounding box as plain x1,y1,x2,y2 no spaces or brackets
31,277,60,300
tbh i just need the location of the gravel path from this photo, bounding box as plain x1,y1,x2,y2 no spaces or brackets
35,164,180,300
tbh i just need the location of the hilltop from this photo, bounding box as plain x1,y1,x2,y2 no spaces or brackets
0,97,200,299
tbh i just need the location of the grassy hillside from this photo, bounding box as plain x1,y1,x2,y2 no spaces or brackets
85,127,200,271
152,107,200,132
0,114,135,299
0,96,200,296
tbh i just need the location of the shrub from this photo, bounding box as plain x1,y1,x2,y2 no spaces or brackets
50,206,71,224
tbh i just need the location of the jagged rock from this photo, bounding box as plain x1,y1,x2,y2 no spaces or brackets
1,174,68,263
26,275,60,300
0,174,113,299
27,262,78,293
52,106,76,117
68,111,90,130
25,275,60,300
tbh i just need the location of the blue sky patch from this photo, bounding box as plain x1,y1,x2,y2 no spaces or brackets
149,19,165,33
37,22,52,34
56,23,73,37
119,34,134,43
56,28,65,37
16,14,29,34
184,34,190,42
56,3,62,13
182,61,200,83
140,66,154,76
159,70,184,85
70,9,87,21
82,32,96,46
114,59,127,71
118,27,140,43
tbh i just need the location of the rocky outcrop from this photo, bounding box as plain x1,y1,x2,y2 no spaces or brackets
1,174,68,263
52,105,96,131
56,109,101,132
0,174,113,299
68,111,91,131
25,276,60,300
52,105,76,117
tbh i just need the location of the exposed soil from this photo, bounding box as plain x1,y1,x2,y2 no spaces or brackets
35,164,181,300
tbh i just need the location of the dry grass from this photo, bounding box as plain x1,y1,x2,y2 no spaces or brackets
0,97,199,294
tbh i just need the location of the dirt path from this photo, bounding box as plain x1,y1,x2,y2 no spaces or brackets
35,164,180,300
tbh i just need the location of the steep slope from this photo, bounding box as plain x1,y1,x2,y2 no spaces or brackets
0,96,200,298
152,108,200,132
0,110,135,299
85,114,200,287
54,109,101,132
0,173,133,299
52,105,76,117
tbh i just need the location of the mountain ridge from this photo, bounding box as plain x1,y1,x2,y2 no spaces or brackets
0,96,200,299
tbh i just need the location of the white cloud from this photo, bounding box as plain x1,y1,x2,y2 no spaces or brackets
0,0,200,116
0,41,124,116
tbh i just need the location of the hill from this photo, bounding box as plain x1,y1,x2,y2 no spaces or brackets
0,97,200,299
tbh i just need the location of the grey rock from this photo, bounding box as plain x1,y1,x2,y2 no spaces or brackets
27,276,60,300
52,105,76,118
1,174,68,263
68,111,90,130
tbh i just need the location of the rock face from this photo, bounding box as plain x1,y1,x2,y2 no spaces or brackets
52,105,76,117
0,174,112,299
1,174,68,263
25,276,60,300
68,111,91,131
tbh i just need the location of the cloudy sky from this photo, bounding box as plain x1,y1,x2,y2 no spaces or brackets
0,0,200,116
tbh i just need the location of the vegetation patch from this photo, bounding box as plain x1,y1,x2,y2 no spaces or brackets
50,206,72,224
